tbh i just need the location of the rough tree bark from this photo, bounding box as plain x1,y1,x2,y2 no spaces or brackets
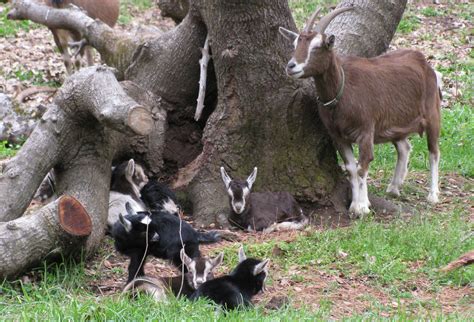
184,0,407,226
1,0,406,277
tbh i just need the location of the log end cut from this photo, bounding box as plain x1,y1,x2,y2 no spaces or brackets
128,105,153,136
58,195,92,236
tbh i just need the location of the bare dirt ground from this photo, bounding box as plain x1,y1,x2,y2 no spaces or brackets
1,1,473,319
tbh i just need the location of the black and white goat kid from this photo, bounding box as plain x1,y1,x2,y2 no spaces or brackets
221,167,308,232
190,246,269,310
111,203,220,283
123,248,224,301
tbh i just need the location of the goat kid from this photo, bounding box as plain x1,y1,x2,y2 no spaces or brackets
108,159,148,230
111,203,220,283
42,0,120,74
123,249,224,301
221,167,308,232
279,7,442,218
190,246,269,310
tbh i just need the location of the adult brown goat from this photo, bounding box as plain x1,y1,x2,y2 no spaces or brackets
279,7,442,218
43,0,120,74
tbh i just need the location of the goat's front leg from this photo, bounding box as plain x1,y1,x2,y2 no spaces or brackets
387,139,411,197
356,137,374,217
337,143,361,219
127,250,147,283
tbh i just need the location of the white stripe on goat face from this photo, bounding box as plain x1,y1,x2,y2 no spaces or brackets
287,34,323,79
229,187,249,214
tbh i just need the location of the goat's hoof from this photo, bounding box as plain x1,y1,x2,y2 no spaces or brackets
427,192,439,204
349,202,371,219
386,185,400,197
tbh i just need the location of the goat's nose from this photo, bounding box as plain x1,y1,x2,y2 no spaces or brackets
287,61,296,69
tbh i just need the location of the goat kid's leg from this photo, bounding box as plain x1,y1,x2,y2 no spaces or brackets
387,139,411,197
338,144,361,218
127,251,146,283
427,135,440,203
52,30,73,75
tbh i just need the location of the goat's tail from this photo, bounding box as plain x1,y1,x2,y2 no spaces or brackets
435,70,443,100
262,215,309,234
197,231,221,244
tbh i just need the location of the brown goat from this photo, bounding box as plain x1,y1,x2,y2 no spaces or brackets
43,0,120,74
279,7,442,218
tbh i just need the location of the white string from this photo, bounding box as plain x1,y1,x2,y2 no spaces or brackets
131,219,150,293
177,208,185,297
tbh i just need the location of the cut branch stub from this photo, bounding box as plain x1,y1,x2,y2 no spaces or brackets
58,195,92,237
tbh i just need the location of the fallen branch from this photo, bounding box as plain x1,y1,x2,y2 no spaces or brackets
440,250,474,273
15,86,57,103
194,35,210,121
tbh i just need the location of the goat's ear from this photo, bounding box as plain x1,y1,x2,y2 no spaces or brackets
325,34,335,49
118,213,132,232
125,202,134,216
279,27,298,43
246,167,258,189
253,259,270,276
126,159,136,178
238,246,247,262
220,166,232,190
210,252,224,269
180,248,193,268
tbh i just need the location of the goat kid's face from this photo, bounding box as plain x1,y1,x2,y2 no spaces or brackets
220,167,257,215
279,7,353,78
181,249,224,290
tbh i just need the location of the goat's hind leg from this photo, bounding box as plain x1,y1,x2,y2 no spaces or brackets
426,126,440,203
387,139,411,197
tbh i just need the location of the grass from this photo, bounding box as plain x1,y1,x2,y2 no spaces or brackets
0,141,21,159
0,3,37,37
288,0,338,29
118,0,154,25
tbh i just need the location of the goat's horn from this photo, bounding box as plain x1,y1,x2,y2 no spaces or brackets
314,7,354,34
304,7,321,32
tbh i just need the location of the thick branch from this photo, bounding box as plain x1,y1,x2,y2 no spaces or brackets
8,0,140,74
0,196,91,279
56,66,153,136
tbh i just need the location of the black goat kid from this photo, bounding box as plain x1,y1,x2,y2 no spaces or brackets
111,203,220,283
190,247,269,310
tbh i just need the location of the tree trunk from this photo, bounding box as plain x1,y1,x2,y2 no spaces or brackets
184,0,407,226
1,0,406,277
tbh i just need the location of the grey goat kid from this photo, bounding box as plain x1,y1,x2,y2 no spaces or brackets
279,6,442,218
108,159,148,230
220,167,308,232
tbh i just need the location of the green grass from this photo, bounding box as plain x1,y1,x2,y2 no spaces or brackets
0,211,471,320
0,3,37,37
288,0,338,28
118,0,153,25
0,141,20,159
397,11,421,34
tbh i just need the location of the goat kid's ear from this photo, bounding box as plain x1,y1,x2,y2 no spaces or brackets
210,252,224,269
238,246,247,263
253,259,270,276
246,167,258,189
220,166,232,189
119,213,132,232
125,202,134,216
180,248,193,267
126,159,136,178
279,27,298,42
325,34,335,49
